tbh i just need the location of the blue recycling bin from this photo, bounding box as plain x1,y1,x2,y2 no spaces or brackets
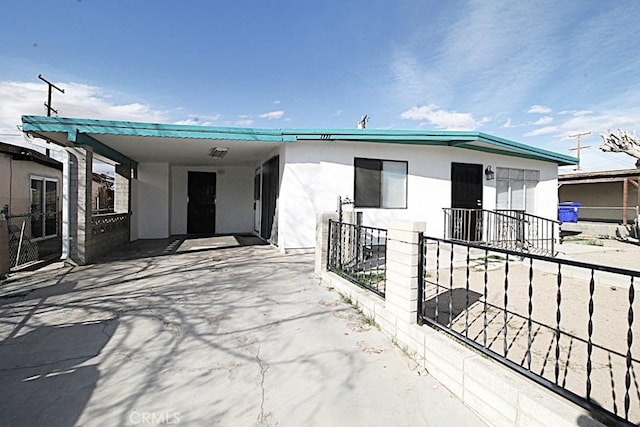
558,202,581,223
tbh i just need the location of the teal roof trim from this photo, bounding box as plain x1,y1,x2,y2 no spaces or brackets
21,115,578,166
74,132,137,168
22,115,297,142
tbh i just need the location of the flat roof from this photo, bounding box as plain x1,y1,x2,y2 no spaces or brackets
21,115,579,167
0,140,62,170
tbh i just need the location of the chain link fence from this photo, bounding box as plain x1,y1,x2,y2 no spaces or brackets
4,207,61,269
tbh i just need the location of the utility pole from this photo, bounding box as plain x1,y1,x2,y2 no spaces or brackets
38,74,65,156
568,131,591,170
38,74,65,116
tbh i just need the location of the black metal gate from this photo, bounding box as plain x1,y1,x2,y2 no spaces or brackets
417,233,639,425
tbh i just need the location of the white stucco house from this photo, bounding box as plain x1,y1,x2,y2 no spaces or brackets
21,115,577,264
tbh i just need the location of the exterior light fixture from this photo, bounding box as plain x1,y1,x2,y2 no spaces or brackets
209,147,229,159
484,165,495,180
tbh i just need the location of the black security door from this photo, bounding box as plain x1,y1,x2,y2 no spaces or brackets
260,156,279,241
451,163,483,240
187,171,216,234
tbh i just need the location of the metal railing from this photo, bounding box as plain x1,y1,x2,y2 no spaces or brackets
443,208,558,256
417,235,640,425
327,220,387,297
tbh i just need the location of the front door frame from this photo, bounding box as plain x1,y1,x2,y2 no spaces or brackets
450,162,483,241
260,156,279,242
187,171,217,234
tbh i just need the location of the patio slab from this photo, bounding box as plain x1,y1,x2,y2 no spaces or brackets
0,239,485,426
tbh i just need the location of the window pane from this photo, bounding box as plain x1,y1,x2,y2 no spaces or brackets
354,158,381,208
496,167,509,179
496,179,510,209
45,181,57,236
382,161,407,208
525,180,537,213
511,180,525,210
525,170,539,180
510,169,524,180
31,179,43,238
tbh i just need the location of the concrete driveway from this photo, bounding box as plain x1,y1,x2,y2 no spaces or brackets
0,236,485,426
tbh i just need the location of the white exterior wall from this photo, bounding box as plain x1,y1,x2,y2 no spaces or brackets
278,141,559,249
136,163,170,239
170,166,254,235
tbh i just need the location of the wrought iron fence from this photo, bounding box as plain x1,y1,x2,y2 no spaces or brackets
443,208,558,256
418,235,640,425
327,220,387,297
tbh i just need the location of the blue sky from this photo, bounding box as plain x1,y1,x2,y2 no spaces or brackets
2,0,640,171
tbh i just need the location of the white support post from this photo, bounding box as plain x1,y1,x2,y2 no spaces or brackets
384,219,425,325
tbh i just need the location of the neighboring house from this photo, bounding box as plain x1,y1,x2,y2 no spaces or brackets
92,172,115,214
0,141,63,266
559,168,640,224
21,115,577,264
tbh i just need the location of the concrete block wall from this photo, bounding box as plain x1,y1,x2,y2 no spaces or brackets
89,214,130,259
315,212,608,427
67,146,93,264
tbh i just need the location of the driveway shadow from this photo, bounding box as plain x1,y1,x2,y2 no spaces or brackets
0,319,117,426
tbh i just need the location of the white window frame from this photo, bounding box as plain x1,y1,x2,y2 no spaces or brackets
495,168,539,213
30,175,59,240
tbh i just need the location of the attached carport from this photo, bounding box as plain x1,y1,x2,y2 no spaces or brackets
21,116,290,264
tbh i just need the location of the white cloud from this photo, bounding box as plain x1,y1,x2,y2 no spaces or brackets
334,109,342,117
0,80,170,149
389,50,454,107
559,110,594,117
273,100,281,105
235,119,254,126
527,105,552,114
400,104,489,131
258,110,284,120
501,118,513,129
0,80,168,131
533,116,554,125
524,108,640,139
524,126,558,137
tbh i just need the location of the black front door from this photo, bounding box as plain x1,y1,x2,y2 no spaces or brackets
451,163,483,240
187,171,216,234
260,156,279,241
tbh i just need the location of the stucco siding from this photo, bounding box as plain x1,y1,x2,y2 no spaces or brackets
0,154,62,215
0,154,10,209
560,181,638,222
278,141,559,249
170,166,254,235
137,163,170,239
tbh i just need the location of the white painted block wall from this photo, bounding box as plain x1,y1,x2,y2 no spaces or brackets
136,163,170,239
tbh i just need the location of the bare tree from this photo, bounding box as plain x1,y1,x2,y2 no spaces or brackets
600,129,640,167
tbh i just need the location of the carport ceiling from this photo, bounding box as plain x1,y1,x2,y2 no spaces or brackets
91,134,283,166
